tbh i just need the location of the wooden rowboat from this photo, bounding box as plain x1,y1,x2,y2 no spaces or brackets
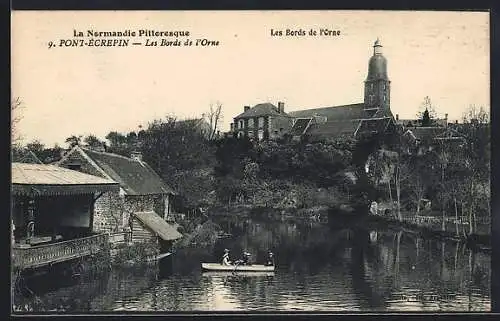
202,271,275,277
201,263,275,272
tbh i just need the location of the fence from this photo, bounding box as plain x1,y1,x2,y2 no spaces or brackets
12,233,109,269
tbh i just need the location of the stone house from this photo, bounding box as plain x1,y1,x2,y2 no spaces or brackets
231,102,293,140
56,146,181,252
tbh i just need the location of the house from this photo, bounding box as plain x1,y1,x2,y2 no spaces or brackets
401,126,465,154
176,118,214,139
56,146,182,253
11,162,119,270
395,113,449,129
231,102,293,140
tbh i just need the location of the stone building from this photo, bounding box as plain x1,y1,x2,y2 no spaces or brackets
286,39,396,141
231,102,293,140
230,39,398,142
56,146,180,248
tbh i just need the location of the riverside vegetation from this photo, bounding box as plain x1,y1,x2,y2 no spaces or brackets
14,104,490,244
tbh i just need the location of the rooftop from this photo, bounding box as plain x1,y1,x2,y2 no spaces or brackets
80,147,176,196
234,103,289,119
12,162,119,196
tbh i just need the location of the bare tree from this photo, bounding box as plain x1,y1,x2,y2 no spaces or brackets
11,97,24,147
203,101,223,140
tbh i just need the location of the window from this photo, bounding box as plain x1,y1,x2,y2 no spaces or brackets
239,120,244,129
258,117,265,128
248,131,254,138
258,130,264,140
248,118,254,128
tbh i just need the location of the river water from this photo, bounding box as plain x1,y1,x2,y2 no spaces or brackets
13,217,491,312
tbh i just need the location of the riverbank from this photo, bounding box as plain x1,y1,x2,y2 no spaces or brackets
364,213,491,253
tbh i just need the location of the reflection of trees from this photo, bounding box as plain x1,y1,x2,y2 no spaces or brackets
359,228,490,311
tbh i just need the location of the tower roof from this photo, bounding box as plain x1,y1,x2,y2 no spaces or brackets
367,39,388,81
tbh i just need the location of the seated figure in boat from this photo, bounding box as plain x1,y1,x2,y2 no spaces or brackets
234,251,252,266
222,249,232,266
240,251,252,265
265,251,275,266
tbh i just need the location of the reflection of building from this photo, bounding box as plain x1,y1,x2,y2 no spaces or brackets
11,162,119,270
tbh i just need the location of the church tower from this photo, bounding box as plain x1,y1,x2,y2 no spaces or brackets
364,39,390,113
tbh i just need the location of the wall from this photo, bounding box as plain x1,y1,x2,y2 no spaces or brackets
93,191,125,233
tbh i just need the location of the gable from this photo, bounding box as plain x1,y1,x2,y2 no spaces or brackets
234,103,287,119
81,148,175,196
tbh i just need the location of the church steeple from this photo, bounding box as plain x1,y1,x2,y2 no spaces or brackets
364,38,391,112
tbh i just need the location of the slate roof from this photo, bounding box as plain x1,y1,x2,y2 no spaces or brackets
234,103,289,119
12,148,43,164
290,118,312,136
355,117,392,137
404,127,447,142
306,120,361,139
80,147,176,196
134,211,183,241
12,162,119,196
288,103,367,121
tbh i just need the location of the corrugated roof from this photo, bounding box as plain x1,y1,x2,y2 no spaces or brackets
288,103,367,121
134,211,183,241
81,148,176,196
234,103,289,119
12,163,119,196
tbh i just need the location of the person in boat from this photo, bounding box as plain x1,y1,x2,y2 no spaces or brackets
265,251,275,266
240,251,252,266
222,249,232,266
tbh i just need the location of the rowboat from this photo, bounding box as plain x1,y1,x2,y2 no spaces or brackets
201,263,275,272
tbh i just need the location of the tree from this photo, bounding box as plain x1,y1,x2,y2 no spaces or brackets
83,134,104,149
65,135,82,148
203,101,223,140
25,140,45,155
11,97,24,147
417,96,437,126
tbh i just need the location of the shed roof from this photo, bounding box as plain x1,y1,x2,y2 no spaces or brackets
134,211,183,241
80,148,176,196
12,162,119,196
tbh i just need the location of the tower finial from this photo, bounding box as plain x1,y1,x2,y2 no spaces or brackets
373,38,382,55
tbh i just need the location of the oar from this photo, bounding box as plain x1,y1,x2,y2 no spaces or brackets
232,260,241,274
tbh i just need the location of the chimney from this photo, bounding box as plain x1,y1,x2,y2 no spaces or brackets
278,101,285,113
445,113,449,128
244,105,250,112
395,114,399,121
130,151,143,162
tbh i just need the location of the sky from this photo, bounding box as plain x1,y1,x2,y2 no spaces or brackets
11,10,490,147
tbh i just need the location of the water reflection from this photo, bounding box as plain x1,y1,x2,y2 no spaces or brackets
13,217,490,312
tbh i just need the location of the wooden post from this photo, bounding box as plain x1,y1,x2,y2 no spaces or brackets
27,198,35,243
